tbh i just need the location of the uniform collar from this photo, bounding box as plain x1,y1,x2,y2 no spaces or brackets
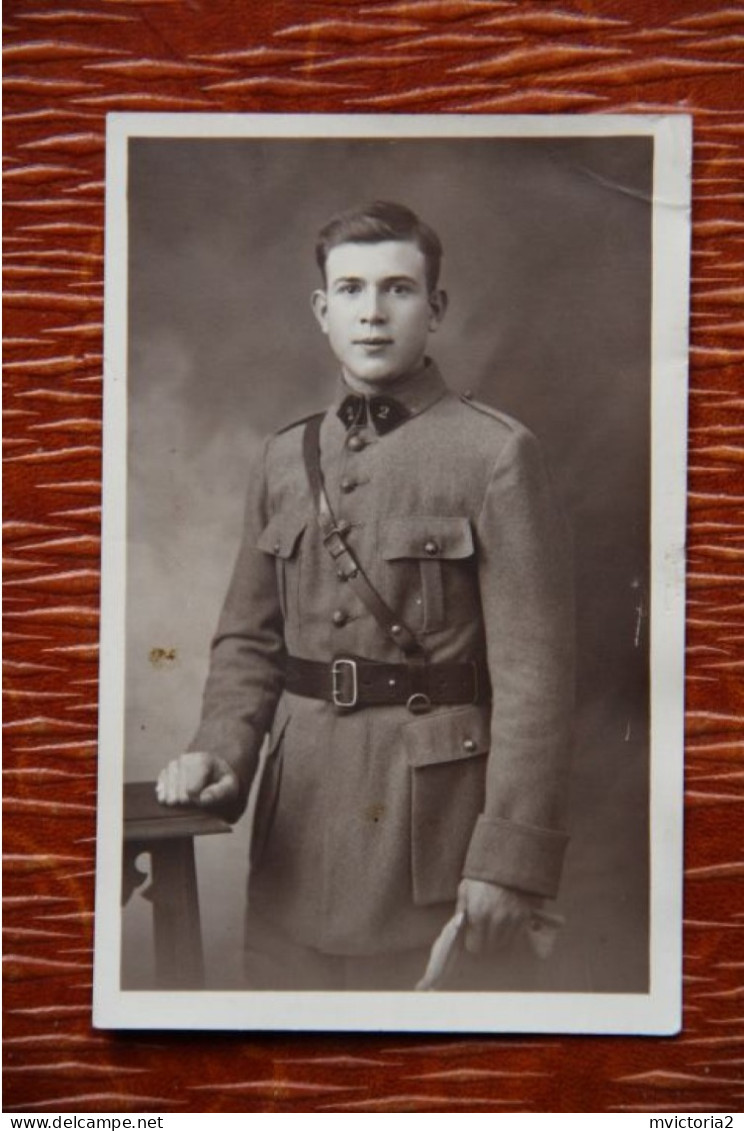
333,358,447,425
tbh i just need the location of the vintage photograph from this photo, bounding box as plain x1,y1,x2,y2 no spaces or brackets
94,114,690,1032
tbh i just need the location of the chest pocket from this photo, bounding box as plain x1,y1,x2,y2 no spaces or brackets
257,510,307,624
381,516,475,635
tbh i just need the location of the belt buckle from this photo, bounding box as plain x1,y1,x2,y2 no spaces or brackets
332,657,358,710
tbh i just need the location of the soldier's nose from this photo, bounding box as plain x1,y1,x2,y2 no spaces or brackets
361,294,386,324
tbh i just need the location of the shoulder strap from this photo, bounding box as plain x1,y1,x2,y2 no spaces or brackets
276,409,325,437
302,416,425,660
302,413,325,510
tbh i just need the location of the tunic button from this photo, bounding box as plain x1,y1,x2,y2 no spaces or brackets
424,539,439,556
390,624,402,636
463,738,477,753
340,477,356,493
273,540,281,554
332,609,348,627
347,434,365,452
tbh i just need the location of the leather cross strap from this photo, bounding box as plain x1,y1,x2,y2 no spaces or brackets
302,413,426,660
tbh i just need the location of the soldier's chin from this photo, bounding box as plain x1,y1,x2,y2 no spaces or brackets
346,359,404,384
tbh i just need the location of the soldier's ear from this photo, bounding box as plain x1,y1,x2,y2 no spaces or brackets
428,289,448,332
311,290,329,334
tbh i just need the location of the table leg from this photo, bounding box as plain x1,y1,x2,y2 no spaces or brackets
149,837,205,989
121,842,149,905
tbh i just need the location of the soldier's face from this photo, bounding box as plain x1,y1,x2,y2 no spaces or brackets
312,240,447,386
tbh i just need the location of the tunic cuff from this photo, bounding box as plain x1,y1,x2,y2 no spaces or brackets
463,815,569,898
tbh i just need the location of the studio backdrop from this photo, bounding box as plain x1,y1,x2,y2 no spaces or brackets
121,134,652,993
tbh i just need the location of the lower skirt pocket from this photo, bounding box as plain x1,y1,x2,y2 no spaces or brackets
404,704,490,906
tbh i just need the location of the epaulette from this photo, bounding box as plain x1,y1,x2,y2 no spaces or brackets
458,394,521,433
274,409,325,436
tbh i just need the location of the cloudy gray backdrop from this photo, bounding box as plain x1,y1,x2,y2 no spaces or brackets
122,134,652,993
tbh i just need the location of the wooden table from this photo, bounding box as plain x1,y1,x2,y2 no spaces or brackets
122,782,231,989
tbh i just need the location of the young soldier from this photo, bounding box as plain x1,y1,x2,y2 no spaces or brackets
157,201,574,990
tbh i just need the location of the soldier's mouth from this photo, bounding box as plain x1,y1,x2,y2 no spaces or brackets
355,338,393,346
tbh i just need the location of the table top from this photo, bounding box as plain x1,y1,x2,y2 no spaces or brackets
124,781,232,843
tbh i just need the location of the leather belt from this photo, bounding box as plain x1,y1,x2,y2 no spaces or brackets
285,654,489,714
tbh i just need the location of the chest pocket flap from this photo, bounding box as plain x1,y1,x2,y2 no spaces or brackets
381,516,474,561
257,510,307,559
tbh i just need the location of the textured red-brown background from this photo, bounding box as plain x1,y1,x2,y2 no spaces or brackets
4,0,743,1114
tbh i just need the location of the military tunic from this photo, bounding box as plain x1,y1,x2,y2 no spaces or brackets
189,361,574,957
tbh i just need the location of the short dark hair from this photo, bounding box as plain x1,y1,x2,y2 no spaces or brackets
315,201,443,292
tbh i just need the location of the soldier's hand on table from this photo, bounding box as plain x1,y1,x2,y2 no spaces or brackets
156,752,240,809
456,878,540,954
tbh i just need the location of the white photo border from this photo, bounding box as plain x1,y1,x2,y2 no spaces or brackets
94,112,691,1033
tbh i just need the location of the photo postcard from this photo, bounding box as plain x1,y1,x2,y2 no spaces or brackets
93,112,691,1033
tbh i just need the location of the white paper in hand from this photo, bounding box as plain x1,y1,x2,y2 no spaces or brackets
416,909,565,990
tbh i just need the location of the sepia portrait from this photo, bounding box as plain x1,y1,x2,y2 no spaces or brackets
94,113,690,1032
